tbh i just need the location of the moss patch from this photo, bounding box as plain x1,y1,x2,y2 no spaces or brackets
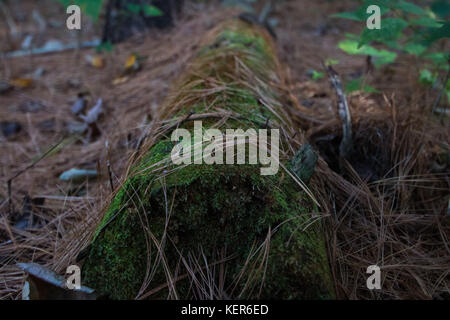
83,162,334,299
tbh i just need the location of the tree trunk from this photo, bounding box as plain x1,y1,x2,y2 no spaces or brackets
81,18,335,300
102,0,183,44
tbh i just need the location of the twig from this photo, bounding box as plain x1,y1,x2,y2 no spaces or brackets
326,65,353,160
107,160,114,192
104,140,114,192
5,39,101,58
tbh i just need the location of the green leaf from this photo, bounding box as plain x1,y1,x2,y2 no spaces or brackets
431,1,450,19
345,79,361,93
325,58,339,66
410,17,443,28
338,40,397,67
422,21,450,44
311,70,325,81
419,69,436,85
142,4,164,17
359,18,408,46
404,43,427,56
425,52,450,70
56,0,104,21
331,11,365,22
126,3,141,14
332,1,390,22
345,78,379,94
392,1,428,16
363,84,379,93
96,41,113,53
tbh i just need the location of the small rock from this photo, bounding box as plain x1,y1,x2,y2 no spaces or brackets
1,121,22,137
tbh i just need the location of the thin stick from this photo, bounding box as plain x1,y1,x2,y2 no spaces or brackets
326,65,353,160
107,160,114,192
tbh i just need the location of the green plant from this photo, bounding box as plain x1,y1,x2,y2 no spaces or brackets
55,0,104,21
332,0,450,99
311,70,325,81
124,3,163,17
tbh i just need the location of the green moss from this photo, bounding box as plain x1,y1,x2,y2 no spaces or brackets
83,162,334,299
198,26,272,61
81,19,334,300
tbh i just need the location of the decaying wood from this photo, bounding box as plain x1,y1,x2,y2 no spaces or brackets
79,18,335,300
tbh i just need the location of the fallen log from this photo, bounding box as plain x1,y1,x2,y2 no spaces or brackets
81,18,335,300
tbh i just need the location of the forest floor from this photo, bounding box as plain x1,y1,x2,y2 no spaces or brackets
0,0,449,300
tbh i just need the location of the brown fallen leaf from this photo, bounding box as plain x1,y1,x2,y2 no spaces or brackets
85,55,105,69
125,54,137,69
112,76,129,85
10,78,33,88
125,53,141,72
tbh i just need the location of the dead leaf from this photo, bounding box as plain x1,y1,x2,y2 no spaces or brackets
80,98,103,124
71,96,86,115
10,78,33,88
85,55,105,69
17,263,97,300
112,76,129,85
125,54,137,69
59,168,98,182
125,53,141,72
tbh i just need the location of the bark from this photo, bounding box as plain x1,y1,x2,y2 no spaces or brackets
81,19,335,300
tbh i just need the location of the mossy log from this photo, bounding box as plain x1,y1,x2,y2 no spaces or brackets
81,19,335,300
